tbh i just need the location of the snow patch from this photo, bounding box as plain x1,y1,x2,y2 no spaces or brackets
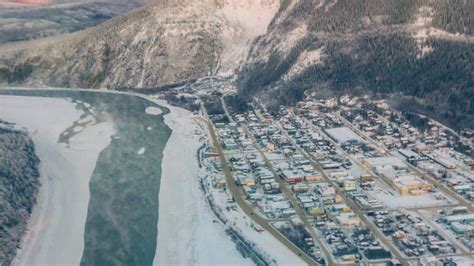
325,0,338,12
73,126,84,133
284,47,325,80
219,0,279,36
145,106,162,116
216,0,280,75
137,147,146,155
271,22,308,57
410,6,474,58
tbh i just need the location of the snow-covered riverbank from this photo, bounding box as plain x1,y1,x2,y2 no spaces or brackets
153,100,250,265
0,95,114,265
0,88,305,265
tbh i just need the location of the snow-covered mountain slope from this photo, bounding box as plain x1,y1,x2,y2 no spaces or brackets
0,0,279,89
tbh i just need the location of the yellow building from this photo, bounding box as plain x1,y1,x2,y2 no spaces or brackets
242,180,256,187
395,175,432,195
305,174,323,182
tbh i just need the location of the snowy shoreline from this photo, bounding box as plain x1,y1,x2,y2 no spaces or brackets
0,95,114,265
153,100,249,265
0,88,304,265
0,88,247,265
153,99,305,265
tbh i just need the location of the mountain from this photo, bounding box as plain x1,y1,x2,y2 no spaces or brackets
0,0,279,89
238,0,474,129
0,0,472,129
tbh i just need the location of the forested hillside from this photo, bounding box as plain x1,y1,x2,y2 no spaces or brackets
0,125,40,265
239,0,474,129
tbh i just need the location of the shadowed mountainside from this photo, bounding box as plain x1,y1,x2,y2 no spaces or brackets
238,0,474,129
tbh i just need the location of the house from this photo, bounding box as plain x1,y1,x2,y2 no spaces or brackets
343,180,357,192
336,213,361,226
292,183,309,193
282,170,303,183
316,183,336,197
237,174,255,187
305,173,323,182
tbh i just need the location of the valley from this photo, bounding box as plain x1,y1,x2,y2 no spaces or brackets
0,0,472,265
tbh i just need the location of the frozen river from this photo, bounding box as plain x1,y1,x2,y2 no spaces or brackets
0,89,248,265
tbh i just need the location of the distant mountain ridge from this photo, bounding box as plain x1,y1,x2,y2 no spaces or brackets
1,0,149,4
0,1,142,44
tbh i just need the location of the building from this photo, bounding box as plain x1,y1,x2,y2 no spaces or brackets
450,222,474,236
354,195,384,211
305,173,323,182
222,139,238,150
445,214,474,224
336,213,361,227
316,183,336,197
393,175,432,195
343,180,357,192
324,127,364,144
281,170,303,183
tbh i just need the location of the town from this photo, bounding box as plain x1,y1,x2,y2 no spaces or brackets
157,82,474,266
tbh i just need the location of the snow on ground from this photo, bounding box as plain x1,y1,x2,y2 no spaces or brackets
137,147,146,155
77,116,95,124
410,5,474,50
216,0,280,76
153,100,250,265
207,173,307,266
284,47,325,80
449,256,474,265
370,189,452,209
0,95,114,265
417,210,470,253
325,0,338,12
219,0,279,37
276,22,307,56
145,106,163,115
73,125,84,133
